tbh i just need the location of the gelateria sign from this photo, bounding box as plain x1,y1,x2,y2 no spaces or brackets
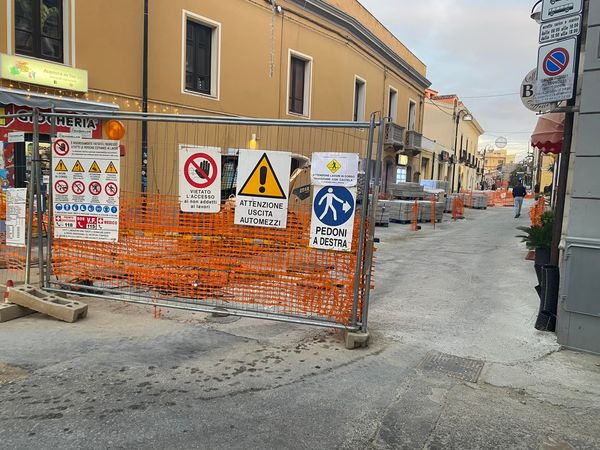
0,53,88,92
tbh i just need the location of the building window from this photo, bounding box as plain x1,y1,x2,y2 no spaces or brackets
396,166,407,183
353,76,366,121
288,52,312,116
15,0,63,63
185,19,215,95
388,87,398,123
408,100,417,131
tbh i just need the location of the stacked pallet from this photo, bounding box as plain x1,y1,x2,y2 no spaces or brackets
419,200,445,223
465,191,488,209
421,180,450,194
375,202,390,227
379,200,419,223
389,182,425,199
445,193,466,213
424,188,446,202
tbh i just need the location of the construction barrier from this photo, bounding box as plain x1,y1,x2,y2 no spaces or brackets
1,109,382,332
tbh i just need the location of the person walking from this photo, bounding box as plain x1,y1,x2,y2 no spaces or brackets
512,179,527,218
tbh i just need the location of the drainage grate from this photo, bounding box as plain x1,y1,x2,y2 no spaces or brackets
419,352,484,383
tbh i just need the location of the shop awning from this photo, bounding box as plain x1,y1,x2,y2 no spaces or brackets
0,87,119,112
531,112,565,154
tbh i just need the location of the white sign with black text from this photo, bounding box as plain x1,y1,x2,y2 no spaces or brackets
311,153,359,187
541,0,582,23
52,138,121,243
179,145,221,213
521,69,559,113
5,188,27,247
539,15,581,44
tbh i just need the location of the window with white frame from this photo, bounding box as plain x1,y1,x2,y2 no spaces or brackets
184,12,220,98
353,76,366,122
288,51,312,116
388,87,398,123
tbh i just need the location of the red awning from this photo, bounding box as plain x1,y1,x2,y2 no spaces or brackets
531,112,565,154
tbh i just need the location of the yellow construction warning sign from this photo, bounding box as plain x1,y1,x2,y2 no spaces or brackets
105,161,118,174
55,159,68,172
238,153,286,199
72,160,85,173
327,159,341,174
89,161,101,173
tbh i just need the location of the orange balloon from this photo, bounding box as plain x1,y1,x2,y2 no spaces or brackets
105,120,126,140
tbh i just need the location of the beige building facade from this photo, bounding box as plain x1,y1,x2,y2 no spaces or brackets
423,90,484,192
0,0,430,194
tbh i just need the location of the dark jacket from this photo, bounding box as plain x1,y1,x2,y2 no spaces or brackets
513,185,527,198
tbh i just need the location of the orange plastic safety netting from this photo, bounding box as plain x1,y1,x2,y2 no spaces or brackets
51,191,368,325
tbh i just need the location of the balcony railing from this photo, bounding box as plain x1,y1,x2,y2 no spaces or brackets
383,122,406,150
404,130,423,155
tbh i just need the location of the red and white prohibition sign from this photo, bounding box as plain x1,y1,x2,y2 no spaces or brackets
53,139,70,157
72,180,85,195
89,181,102,196
54,179,68,195
183,153,218,189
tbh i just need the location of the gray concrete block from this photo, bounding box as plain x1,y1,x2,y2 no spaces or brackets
344,331,370,349
0,303,34,323
8,285,87,323
580,70,600,114
572,156,600,197
574,114,600,156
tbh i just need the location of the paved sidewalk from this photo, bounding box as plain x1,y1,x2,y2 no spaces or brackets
1,204,599,449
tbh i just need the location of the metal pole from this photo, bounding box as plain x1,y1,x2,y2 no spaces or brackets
24,109,38,284
351,113,377,328
34,110,45,287
45,111,56,287
451,112,459,193
141,0,149,193
360,117,386,333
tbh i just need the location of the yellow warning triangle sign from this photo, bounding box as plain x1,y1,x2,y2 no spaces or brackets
72,160,85,173
105,161,118,174
55,159,68,172
238,153,287,199
89,161,101,173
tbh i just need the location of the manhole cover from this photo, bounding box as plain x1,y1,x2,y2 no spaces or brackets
419,352,484,383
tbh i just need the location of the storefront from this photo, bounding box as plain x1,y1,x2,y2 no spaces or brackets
0,89,119,192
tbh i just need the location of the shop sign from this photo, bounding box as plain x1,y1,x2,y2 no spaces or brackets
0,53,88,92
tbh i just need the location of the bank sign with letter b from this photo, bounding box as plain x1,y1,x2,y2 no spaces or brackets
310,185,356,252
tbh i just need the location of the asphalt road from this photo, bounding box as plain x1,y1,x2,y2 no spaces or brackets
1,204,599,449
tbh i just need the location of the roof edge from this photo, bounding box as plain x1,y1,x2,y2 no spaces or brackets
284,0,431,90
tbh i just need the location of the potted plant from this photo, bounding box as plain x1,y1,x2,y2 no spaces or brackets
516,209,555,277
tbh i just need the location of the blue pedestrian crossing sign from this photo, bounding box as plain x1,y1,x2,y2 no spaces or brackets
310,185,357,252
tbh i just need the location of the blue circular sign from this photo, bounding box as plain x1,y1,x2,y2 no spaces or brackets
111,206,118,214
55,204,63,211
313,186,355,227
103,206,110,213
64,204,71,212
72,205,79,212
95,206,102,213
88,205,95,212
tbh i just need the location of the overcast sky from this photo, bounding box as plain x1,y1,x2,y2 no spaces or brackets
359,0,540,160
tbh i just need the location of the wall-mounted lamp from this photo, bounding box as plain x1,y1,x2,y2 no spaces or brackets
530,0,542,23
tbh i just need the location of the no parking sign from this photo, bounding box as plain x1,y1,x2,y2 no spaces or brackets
535,37,576,104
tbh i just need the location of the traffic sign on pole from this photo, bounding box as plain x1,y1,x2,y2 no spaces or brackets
535,37,577,104
310,185,357,252
539,15,581,44
541,0,582,23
